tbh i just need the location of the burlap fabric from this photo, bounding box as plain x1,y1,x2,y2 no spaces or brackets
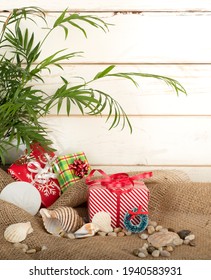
0,168,210,260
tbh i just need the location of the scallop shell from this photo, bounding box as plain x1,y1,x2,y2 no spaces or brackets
74,223,100,238
4,222,33,243
92,211,113,233
39,206,84,236
147,231,180,248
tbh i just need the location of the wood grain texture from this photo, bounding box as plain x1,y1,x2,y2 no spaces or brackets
1,13,211,63
1,0,211,12
43,116,211,166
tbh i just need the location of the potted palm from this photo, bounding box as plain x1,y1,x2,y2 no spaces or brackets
0,6,186,164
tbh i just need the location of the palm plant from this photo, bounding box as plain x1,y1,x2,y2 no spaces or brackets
0,6,186,164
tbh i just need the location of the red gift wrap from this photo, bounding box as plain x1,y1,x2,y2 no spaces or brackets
8,143,61,208
86,169,152,228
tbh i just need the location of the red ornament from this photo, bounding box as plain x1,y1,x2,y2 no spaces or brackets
69,159,89,178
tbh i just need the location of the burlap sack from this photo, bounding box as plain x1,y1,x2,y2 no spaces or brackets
0,168,210,260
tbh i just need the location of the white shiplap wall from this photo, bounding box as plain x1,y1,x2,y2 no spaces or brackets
1,1,211,181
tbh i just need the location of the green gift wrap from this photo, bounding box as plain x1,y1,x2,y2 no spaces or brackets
53,152,91,193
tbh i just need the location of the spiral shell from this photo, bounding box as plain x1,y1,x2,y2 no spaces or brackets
4,222,33,243
40,206,84,236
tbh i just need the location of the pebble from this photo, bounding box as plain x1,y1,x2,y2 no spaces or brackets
147,246,156,254
122,228,132,236
13,243,28,251
117,232,125,237
41,245,47,251
183,239,190,245
140,233,149,240
148,221,157,227
114,227,122,233
172,238,183,246
185,234,195,241
133,248,140,256
26,249,36,254
177,230,191,240
108,232,117,237
97,231,107,237
166,246,174,252
147,225,155,235
138,252,146,258
155,225,163,231
142,243,149,250
189,241,196,247
152,250,160,258
161,250,171,257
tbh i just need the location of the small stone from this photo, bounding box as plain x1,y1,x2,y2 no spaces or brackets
152,250,160,257
108,232,117,237
41,245,47,251
142,243,149,250
185,234,195,241
97,231,107,237
140,233,149,240
13,243,28,250
184,239,190,245
161,250,171,257
124,231,132,236
26,249,36,254
158,247,163,252
147,225,155,235
138,252,147,258
173,238,183,246
147,246,156,254
133,248,140,256
148,221,157,227
139,248,149,256
117,232,125,237
155,225,163,231
177,230,191,240
66,233,76,239
189,240,196,247
166,246,174,252
114,227,122,233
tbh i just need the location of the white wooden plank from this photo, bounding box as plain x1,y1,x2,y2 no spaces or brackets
43,116,211,165
94,166,211,182
1,13,211,63
1,0,211,12
36,64,211,116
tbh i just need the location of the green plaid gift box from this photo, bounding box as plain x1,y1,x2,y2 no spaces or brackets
53,152,91,193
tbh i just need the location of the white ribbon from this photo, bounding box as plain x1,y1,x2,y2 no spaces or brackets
27,159,58,186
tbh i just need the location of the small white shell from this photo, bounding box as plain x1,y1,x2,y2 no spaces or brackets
39,207,84,236
4,222,33,243
74,223,100,238
92,211,113,233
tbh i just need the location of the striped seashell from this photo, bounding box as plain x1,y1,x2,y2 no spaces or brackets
40,206,84,236
4,222,33,243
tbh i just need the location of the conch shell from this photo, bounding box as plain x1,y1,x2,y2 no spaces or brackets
4,222,33,243
40,206,84,236
74,223,100,238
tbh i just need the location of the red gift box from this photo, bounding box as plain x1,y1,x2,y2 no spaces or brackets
7,143,61,208
86,169,152,228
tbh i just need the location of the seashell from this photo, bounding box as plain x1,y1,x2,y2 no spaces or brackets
4,222,33,243
92,211,113,233
147,231,180,248
39,206,84,236
0,182,41,215
74,223,100,238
